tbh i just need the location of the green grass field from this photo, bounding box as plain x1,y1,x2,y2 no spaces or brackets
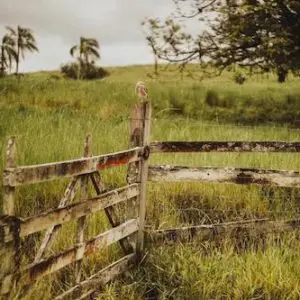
1,66,300,299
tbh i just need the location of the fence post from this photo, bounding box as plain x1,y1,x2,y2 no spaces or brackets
1,137,18,295
75,134,92,283
3,137,16,215
137,102,151,256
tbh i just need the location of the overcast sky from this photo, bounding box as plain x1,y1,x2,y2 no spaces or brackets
0,0,174,72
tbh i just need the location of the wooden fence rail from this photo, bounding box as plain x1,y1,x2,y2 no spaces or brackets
147,218,300,244
1,219,138,294
149,165,300,188
0,184,139,244
3,147,144,187
150,141,300,153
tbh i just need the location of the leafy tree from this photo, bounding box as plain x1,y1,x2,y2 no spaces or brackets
143,0,300,82
6,26,39,74
0,34,17,76
70,37,100,79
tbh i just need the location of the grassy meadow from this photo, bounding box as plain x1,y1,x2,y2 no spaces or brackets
1,65,300,299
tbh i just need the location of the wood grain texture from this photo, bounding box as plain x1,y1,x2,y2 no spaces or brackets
150,141,300,153
148,165,300,188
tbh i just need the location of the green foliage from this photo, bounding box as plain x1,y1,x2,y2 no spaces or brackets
205,89,220,106
144,0,300,82
69,36,101,79
6,25,39,74
233,72,247,85
60,62,109,80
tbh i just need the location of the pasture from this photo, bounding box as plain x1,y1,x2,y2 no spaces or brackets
1,66,300,299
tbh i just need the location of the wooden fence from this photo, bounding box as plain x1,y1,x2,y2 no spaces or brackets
1,101,300,298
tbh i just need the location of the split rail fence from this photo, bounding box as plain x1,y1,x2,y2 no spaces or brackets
1,101,300,298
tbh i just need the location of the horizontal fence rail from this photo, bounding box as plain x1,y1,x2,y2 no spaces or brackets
150,141,300,153
55,253,136,300
148,165,300,188
148,218,300,243
3,147,143,187
0,184,139,244
1,219,138,294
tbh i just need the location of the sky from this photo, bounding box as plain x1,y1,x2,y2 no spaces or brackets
0,0,174,72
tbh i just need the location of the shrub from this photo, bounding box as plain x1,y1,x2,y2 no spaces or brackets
205,90,220,106
60,62,109,80
233,72,247,85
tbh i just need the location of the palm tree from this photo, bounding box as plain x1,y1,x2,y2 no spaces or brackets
6,26,38,74
70,37,100,79
0,34,17,76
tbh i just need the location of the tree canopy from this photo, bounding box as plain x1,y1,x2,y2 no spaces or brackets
144,0,300,82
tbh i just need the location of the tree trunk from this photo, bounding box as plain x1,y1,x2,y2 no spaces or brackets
77,53,82,80
277,68,288,83
0,46,5,76
16,44,20,75
154,55,158,76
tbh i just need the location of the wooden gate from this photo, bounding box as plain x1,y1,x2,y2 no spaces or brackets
0,102,151,299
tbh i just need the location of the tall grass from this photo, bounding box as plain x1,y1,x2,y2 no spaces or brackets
1,67,300,299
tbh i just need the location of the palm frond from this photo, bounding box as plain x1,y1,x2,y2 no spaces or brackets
86,38,99,48
6,26,16,36
87,47,100,59
70,45,78,57
26,42,39,52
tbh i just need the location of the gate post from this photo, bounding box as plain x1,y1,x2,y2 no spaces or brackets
128,99,151,257
137,102,151,255
1,137,18,295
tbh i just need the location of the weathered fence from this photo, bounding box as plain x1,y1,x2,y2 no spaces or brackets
0,102,151,299
1,99,300,298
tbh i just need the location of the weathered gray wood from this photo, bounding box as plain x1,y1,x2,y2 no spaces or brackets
55,253,136,299
1,137,17,296
90,173,134,255
1,185,139,244
150,141,300,153
3,147,143,187
127,104,144,184
148,218,300,243
148,165,300,188
3,137,17,215
76,135,92,283
34,176,79,262
0,219,138,293
137,102,151,255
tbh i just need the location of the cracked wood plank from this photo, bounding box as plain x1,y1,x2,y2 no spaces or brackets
55,253,136,299
148,165,300,188
3,147,143,187
148,218,300,243
1,185,139,244
150,141,300,153
0,219,138,294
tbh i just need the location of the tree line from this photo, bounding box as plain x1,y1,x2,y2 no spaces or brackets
143,0,300,82
0,26,105,79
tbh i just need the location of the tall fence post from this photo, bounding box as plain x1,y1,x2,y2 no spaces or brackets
137,102,151,256
1,137,18,294
75,134,92,283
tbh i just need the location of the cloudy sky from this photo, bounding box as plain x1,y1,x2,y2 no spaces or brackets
0,0,174,72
